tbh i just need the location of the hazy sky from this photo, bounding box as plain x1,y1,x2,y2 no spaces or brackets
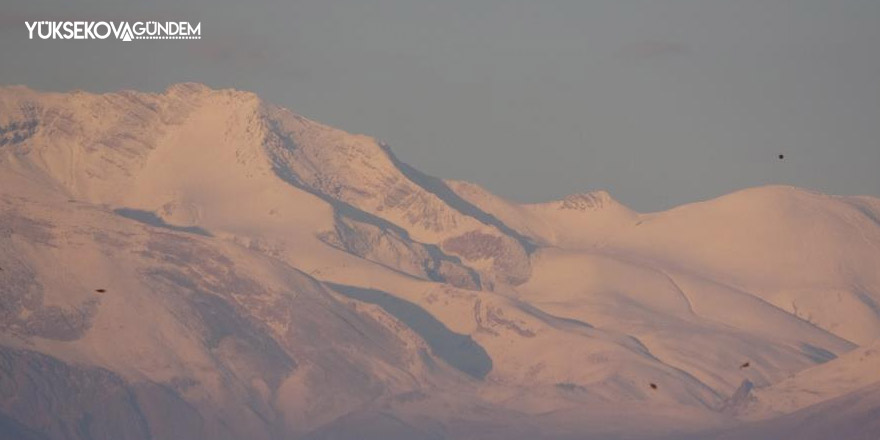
1,0,878,211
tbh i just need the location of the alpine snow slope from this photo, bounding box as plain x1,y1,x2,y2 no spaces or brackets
1,83,879,439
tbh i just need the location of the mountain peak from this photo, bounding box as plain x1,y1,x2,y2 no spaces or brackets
162,82,260,104
163,82,213,96
559,190,619,211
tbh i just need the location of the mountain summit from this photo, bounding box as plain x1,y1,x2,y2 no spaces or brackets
1,84,879,439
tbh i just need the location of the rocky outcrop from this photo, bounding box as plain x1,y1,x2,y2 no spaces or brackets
319,212,481,290
262,105,533,286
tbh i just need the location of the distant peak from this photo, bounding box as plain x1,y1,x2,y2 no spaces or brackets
163,82,213,96
696,185,830,209
560,190,617,211
162,83,260,104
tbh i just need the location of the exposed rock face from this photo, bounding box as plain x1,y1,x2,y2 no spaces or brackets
0,119,37,146
442,231,531,285
560,191,616,211
262,105,533,285
319,214,482,290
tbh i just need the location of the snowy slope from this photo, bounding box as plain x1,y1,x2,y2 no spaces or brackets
452,180,880,346
706,382,880,440
1,83,880,439
736,340,880,420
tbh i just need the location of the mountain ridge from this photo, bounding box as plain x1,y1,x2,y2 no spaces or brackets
1,83,879,439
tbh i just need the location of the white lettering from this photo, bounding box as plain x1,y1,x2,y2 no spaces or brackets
51,21,63,39
93,22,110,39
37,22,51,39
25,21,37,39
26,20,201,40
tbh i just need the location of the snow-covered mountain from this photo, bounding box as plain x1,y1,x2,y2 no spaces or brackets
1,84,878,439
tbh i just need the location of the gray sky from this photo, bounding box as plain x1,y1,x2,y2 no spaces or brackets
1,0,878,211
